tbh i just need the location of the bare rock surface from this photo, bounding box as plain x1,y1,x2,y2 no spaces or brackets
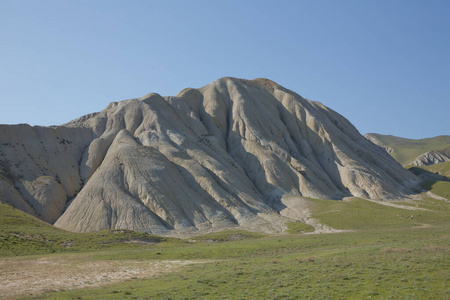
410,151,450,166
1,77,418,234
0,125,95,223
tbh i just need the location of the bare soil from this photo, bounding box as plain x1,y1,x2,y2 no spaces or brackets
0,254,203,299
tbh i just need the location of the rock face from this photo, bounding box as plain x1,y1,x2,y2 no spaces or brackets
410,151,450,166
0,125,95,223
0,77,418,235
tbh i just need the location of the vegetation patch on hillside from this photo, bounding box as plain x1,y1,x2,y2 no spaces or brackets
407,161,450,179
285,221,315,234
421,161,450,178
420,180,450,200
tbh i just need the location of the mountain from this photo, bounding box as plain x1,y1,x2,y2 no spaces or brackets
365,133,450,166
0,78,418,235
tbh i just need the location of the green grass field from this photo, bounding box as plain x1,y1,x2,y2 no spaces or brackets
26,227,449,299
1,192,449,299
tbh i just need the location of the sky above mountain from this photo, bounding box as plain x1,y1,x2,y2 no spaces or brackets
1,0,448,139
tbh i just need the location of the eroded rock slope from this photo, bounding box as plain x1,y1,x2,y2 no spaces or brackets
410,151,450,166
0,78,418,234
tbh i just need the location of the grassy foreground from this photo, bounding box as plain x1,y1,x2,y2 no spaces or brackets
1,195,449,299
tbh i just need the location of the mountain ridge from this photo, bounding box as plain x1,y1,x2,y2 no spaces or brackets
1,77,418,235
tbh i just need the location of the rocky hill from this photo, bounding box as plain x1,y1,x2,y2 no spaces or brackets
410,151,450,166
0,78,418,235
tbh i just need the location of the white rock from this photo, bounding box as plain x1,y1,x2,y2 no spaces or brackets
1,77,419,234
410,151,450,166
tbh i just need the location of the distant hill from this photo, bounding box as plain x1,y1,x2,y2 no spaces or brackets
365,133,450,166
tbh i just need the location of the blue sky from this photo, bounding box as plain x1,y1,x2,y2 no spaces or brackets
0,0,448,139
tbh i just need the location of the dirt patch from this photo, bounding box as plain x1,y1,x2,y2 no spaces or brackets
0,254,204,299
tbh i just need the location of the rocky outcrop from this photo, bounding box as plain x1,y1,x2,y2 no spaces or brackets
364,135,395,154
1,77,418,234
0,125,95,223
410,151,450,166
384,146,395,154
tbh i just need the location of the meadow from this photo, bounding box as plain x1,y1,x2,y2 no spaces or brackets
1,185,449,299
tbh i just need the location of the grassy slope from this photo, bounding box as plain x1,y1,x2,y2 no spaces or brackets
308,197,449,229
406,163,450,200
408,161,450,179
6,196,447,300
0,203,172,256
420,180,450,200
366,133,450,165
422,160,450,177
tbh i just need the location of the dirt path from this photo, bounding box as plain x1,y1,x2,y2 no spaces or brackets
0,254,205,299
362,198,429,211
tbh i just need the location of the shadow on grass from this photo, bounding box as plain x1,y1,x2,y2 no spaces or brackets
408,167,449,182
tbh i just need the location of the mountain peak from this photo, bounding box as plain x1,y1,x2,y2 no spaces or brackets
204,77,283,91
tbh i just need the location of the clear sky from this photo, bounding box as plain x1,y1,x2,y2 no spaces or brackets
1,0,449,139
